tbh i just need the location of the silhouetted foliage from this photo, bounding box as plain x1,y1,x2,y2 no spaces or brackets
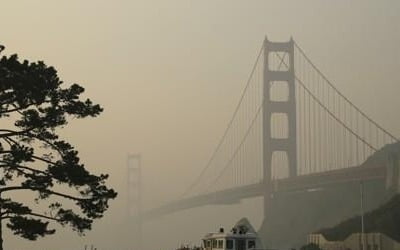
300,243,322,250
319,194,400,242
0,46,117,249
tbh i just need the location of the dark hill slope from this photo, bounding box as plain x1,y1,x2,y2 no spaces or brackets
319,194,400,242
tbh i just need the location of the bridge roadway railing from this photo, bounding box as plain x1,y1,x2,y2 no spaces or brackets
143,164,386,220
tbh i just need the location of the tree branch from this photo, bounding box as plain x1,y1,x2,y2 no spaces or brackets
27,133,65,158
0,128,34,138
0,100,50,115
0,186,94,202
1,212,61,222
0,161,48,175
31,155,58,166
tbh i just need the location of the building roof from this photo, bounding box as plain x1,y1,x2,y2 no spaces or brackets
202,218,259,240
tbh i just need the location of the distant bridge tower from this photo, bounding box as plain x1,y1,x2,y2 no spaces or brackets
127,154,142,250
263,38,297,217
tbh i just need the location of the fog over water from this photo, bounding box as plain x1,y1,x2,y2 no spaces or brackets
0,1,399,250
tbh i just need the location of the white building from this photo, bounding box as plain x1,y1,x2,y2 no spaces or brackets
202,218,263,250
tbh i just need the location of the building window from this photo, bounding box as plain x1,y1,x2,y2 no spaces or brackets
248,240,256,249
226,240,233,250
218,240,223,248
207,240,211,248
213,239,217,248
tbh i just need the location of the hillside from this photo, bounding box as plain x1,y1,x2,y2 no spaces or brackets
361,142,400,168
319,194,400,242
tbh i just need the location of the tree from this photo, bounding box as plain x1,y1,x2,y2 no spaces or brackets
300,243,322,250
0,46,117,249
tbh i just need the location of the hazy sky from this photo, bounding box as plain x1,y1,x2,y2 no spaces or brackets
1,1,400,250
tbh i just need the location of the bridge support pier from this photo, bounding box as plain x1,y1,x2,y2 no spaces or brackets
262,37,297,220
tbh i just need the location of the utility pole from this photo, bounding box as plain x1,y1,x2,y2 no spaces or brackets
360,180,366,250
127,154,142,250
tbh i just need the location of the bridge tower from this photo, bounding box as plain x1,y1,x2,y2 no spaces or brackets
263,38,297,217
127,154,142,250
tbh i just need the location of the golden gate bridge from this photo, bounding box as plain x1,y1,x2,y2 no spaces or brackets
128,37,400,249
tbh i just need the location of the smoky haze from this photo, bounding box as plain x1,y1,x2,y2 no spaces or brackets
1,1,399,250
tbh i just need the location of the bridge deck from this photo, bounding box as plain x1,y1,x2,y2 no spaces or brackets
143,164,386,219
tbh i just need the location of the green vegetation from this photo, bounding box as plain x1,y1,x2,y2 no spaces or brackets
0,46,117,250
319,194,400,241
300,243,322,250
